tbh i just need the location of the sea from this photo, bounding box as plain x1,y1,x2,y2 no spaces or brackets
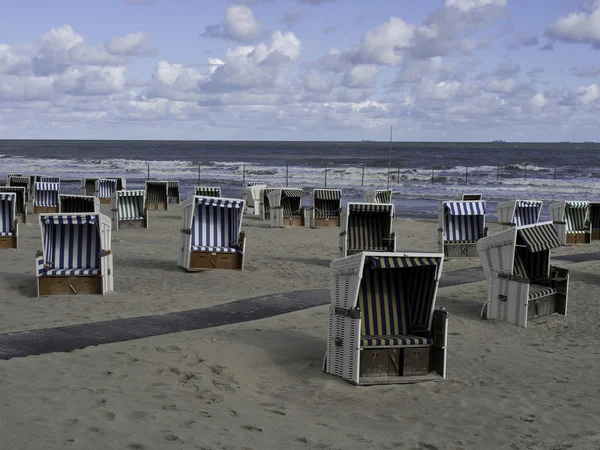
1,140,599,222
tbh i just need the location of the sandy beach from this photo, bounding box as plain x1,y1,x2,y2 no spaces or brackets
1,203,600,450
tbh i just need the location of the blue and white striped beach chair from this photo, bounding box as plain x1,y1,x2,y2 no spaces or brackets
0,193,18,249
111,190,148,230
339,203,396,257
550,201,590,245
478,221,567,328
310,188,342,227
497,200,543,232
36,213,113,296
178,196,246,271
145,181,169,211
33,182,60,214
325,252,448,385
0,186,27,223
438,200,487,257
59,194,100,214
95,179,118,204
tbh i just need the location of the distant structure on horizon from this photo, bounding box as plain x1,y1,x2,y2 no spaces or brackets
492,140,506,143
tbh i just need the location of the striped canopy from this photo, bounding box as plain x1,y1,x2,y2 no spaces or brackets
117,190,144,220
42,214,101,269
517,224,561,253
445,201,486,215
0,193,15,201
195,197,243,208
374,190,392,203
195,187,221,197
281,188,304,198
40,176,60,183
366,255,440,269
9,176,29,186
314,189,341,200
517,200,542,208
567,201,589,208
118,190,144,197
349,204,393,213
42,215,98,225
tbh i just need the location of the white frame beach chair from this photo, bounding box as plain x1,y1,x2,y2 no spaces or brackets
550,201,590,245
6,173,22,184
477,221,568,328
310,188,342,228
178,196,246,271
267,188,305,227
324,251,447,385
365,189,392,204
167,181,180,204
33,181,60,214
8,176,30,202
589,203,600,241
259,188,278,221
242,183,266,216
452,194,483,201
0,193,19,249
81,177,98,196
438,200,487,257
144,181,169,211
497,200,543,232
195,186,222,198
36,212,114,296
0,186,27,223
95,179,118,204
59,194,100,214
339,203,396,258
111,190,148,231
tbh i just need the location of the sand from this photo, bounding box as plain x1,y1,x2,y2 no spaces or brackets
1,204,600,450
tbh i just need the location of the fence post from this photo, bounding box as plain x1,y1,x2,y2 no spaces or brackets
325,168,328,188
465,166,468,184
197,164,200,185
554,167,557,180
431,168,434,184
397,166,400,184
497,166,500,181
286,162,289,187
524,164,527,181
361,163,365,187
242,164,246,186
147,164,150,181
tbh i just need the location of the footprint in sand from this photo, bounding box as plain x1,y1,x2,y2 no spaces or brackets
164,434,180,442
227,409,238,417
65,418,79,426
63,438,75,447
520,414,536,423
87,426,102,433
126,411,149,420
241,425,263,432
101,412,116,421
265,409,286,416
127,443,145,449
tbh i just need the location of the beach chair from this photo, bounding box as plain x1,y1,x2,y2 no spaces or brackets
438,200,487,257
8,176,30,202
59,195,100,214
365,189,392,204
310,188,342,227
6,173,22,184
242,183,266,216
339,203,396,258
259,188,278,221
111,190,148,231
452,194,483,201
0,186,27,223
0,193,18,249
178,196,246,271
33,182,60,214
95,179,118,204
167,181,180,204
477,222,568,328
145,181,169,211
81,177,98,196
550,201,590,245
324,251,447,385
195,186,221,198
589,203,600,241
497,200,543,232
267,188,305,227
36,212,113,296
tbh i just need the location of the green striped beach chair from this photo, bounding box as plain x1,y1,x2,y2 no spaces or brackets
195,186,221,198
0,186,27,223
365,189,392,204
112,190,148,230
550,201,590,245
339,203,396,257
477,221,568,328
325,252,447,385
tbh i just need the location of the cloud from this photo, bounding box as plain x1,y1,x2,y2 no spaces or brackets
571,65,600,77
282,8,307,29
506,33,539,49
445,0,507,11
530,91,548,109
494,62,520,78
224,5,264,42
540,43,554,51
527,66,544,77
546,2,600,47
106,32,156,56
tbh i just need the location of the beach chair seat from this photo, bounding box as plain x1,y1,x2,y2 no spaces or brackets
528,285,556,300
44,268,102,276
361,335,433,347
190,245,240,253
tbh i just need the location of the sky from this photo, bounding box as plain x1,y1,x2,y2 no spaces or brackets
1,0,599,141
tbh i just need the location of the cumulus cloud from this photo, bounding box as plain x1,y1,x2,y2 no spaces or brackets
106,32,156,56
201,5,264,43
445,0,507,11
546,2,600,47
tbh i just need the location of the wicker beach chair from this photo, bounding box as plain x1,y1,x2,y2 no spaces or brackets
111,190,148,231
259,187,278,221
324,252,448,385
365,189,392,204
5,173,22,184
497,200,543,232
242,183,266,216
167,181,180,204
267,188,304,227
178,196,246,271
309,188,342,227
8,176,30,202
0,186,27,223
195,186,221,198
477,222,568,328
589,203,600,241
339,203,396,258
550,201,590,245
59,194,100,214
452,194,483,201
0,193,19,249
96,179,118,204
81,177,98,196
36,213,114,296
438,200,487,257
144,181,169,211
33,182,60,214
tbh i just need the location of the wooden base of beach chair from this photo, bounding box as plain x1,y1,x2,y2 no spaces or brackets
145,202,168,211
592,230,600,240
34,206,59,214
118,219,148,229
444,243,478,258
187,251,242,271
99,198,112,205
283,217,304,227
565,232,590,244
313,217,340,227
38,276,102,296
0,236,17,249
168,198,180,204
527,294,557,321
